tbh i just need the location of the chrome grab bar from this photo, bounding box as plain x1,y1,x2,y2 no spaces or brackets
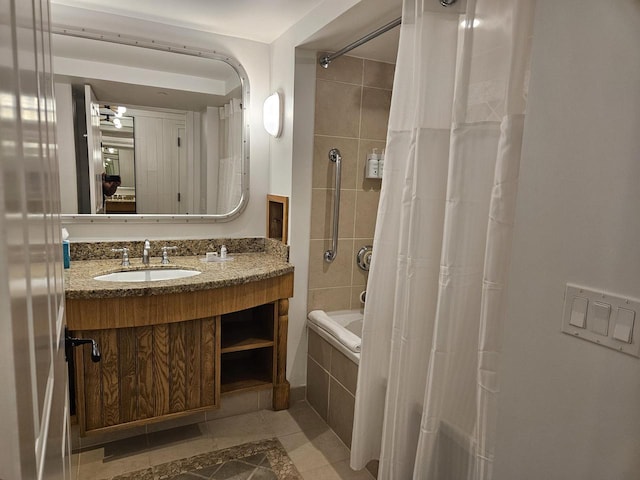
324,148,342,263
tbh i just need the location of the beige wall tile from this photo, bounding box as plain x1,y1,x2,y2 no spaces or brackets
360,87,392,140
308,329,332,370
355,190,381,238
314,80,362,137
330,349,358,395
363,60,395,90
328,378,356,448
308,287,352,313
306,357,329,421
350,286,366,310
352,239,373,287
308,239,354,289
310,188,356,240
313,135,358,190
316,54,364,84
357,139,386,190
308,55,392,315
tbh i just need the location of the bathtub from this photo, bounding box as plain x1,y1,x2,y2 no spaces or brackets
307,309,363,365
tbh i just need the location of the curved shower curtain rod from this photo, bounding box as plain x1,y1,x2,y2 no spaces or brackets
318,0,457,68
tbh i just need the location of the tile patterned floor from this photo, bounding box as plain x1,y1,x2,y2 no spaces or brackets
71,400,374,480
110,438,299,480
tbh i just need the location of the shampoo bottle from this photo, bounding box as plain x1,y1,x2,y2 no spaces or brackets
378,149,385,178
366,148,379,178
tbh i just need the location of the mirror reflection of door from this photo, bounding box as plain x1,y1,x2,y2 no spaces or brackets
100,105,137,214
86,85,103,214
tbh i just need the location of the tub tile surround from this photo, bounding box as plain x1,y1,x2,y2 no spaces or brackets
308,55,394,313
306,330,358,447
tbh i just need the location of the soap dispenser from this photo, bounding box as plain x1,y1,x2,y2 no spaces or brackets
366,149,379,178
62,228,70,269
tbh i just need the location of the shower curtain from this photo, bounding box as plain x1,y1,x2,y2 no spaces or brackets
216,98,242,213
351,0,535,478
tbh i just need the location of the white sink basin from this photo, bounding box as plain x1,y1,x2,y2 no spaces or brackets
94,269,201,283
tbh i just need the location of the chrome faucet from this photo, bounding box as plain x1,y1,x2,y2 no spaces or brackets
142,239,151,265
161,246,178,265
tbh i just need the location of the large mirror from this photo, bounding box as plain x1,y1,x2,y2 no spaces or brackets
53,27,249,222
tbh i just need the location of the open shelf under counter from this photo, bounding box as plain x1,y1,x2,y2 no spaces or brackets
220,347,274,394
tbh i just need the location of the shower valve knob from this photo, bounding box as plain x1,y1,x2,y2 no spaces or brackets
357,245,373,271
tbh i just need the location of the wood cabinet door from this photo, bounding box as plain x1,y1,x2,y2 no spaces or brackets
75,317,219,434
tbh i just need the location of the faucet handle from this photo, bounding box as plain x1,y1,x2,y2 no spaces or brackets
161,246,178,265
111,247,130,267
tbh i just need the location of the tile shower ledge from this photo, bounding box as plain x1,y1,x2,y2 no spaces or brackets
64,253,294,299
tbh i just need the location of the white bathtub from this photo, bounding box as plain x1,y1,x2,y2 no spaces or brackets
307,309,363,365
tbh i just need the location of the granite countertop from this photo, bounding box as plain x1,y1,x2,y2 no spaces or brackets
65,253,294,300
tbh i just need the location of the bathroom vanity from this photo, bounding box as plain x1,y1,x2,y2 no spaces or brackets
64,240,293,436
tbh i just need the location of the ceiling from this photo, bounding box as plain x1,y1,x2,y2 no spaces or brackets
50,0,328,44
51,0,404,109
302,0,402,64
51,0,403,63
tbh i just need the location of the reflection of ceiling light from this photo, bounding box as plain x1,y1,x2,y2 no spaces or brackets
116,106,126,116
108,147,115,153
113,118,122,129
460,18,480,28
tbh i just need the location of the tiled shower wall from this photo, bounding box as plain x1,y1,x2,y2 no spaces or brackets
307,55,395,313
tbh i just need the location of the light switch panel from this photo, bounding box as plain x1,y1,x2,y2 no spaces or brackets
569,296,588,328
588,301,611,336
613,308,635,344
562,284,640,358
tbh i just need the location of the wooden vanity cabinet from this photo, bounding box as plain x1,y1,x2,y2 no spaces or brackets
67,273,293,436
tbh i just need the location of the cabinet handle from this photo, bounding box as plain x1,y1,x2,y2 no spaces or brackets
64,327,101,362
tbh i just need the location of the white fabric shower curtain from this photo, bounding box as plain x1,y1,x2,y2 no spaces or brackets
216,98,243,213
351,0,535,478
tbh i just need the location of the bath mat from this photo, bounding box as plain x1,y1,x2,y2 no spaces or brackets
110,438,302,480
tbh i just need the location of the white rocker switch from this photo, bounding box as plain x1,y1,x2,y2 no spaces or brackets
588,301,611,336
613,308,635,344
569,296,588,328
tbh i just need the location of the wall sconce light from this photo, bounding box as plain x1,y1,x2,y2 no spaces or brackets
263,92,282,138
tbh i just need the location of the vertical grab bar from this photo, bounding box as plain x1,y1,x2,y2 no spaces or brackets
324,148,342,262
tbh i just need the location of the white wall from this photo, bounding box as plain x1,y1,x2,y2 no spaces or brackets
54,81,77,214
494,1,640,478
52,4,271,240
